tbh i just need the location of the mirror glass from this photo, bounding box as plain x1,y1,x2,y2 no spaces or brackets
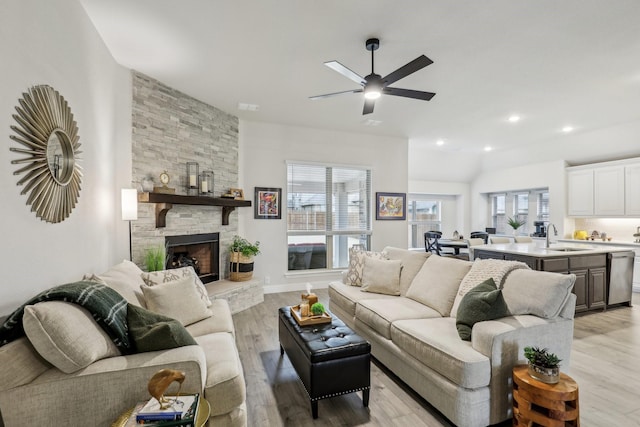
46,129,74,185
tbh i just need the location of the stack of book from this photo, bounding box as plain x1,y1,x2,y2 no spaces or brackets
123,394,200,427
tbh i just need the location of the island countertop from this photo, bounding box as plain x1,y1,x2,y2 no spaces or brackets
472,242,633,258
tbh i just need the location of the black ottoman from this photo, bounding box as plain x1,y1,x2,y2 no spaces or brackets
278,306,371,419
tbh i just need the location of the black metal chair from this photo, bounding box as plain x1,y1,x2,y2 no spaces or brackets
470,231,489,244
424,231,442,255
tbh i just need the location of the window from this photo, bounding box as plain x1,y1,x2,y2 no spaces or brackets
407,199,441,249
489,189,548,234
287,162,371,271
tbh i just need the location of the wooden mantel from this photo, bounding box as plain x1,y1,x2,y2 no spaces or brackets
138,192,252,227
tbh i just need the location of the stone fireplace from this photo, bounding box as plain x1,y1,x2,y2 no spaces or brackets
166,233,219,283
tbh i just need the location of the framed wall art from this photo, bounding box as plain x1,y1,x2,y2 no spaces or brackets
376,192,406,220
229,188,244,200
255,187,282,219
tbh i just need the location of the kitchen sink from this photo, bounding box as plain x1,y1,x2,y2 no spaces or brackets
546,247,589,252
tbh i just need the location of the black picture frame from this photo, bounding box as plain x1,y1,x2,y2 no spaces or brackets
375,192,406,220
255,187,282,219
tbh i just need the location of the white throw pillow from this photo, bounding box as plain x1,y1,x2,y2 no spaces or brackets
141,266,211,307
23,301,120,374
141,276,213,326
502,269,576,318
360,257,402,296
405,255,472,316
345,248,387,286
95,260,147,307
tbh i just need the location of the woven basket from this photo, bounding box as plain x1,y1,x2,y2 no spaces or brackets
229,252,254,282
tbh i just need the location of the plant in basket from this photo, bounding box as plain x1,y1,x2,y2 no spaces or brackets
229,235,260,282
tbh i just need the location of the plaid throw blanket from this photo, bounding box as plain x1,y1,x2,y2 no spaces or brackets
0,281,131,353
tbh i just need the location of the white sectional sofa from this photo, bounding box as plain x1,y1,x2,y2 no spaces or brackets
0,260,246,427
329,247,576,427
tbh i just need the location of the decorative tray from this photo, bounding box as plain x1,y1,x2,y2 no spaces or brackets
290,305,332,326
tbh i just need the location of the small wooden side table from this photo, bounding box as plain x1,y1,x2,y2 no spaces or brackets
512,365,580,427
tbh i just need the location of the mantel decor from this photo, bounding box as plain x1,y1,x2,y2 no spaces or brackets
9,85,82,223
376,192,406,220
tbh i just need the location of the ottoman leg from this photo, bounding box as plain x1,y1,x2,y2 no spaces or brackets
363,389,370,407
280,344,284,355
311,400,318,419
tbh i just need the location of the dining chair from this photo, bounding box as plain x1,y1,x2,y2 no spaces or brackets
470,231,489,244
465,237,486,261
514,236,533,243
424,231,442,255
489,236,511,244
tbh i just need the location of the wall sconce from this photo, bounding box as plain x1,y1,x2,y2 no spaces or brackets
201,171,213,195
186,162,199,195
121,188,138,261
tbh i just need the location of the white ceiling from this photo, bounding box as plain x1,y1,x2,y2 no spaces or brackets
79,0,640,156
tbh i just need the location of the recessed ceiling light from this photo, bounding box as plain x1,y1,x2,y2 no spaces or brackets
238,102,259,111
562,126,574,133
508,115,520,123
436,139,445,146
484,146,492,152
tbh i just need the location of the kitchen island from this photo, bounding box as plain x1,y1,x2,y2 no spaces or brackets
472,243,634,314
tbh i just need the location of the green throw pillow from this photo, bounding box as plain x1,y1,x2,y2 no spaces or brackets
127,304,197,353
456,278,509,341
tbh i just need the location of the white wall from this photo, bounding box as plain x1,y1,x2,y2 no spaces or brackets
0,0,131,315
239,121,408,292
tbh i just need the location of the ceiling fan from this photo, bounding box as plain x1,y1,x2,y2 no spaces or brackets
310,38,436,115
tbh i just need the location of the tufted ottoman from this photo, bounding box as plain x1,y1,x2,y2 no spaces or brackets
278,306,371,418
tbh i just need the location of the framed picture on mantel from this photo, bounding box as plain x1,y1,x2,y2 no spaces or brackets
376,192,406,220
255,187,282,219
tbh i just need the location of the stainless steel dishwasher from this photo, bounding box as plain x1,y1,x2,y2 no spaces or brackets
607,251,634,306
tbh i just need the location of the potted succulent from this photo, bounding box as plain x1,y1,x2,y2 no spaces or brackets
524,346,561,384
507,217,526,235
229,235,260,281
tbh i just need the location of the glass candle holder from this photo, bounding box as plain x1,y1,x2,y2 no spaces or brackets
200,170,213,195
186,162,199,194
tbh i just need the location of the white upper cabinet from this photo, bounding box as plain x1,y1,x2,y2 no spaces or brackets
594,166,625,216
567,169,594,216
625,164,640,215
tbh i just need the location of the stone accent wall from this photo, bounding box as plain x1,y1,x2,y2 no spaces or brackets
131,71,239,278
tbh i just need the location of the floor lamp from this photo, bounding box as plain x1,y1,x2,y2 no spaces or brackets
121,188,138,261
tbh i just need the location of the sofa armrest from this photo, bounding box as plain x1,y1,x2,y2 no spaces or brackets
471,313,575,424
0,345,207,426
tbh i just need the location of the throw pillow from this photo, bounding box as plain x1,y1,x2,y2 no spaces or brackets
502,269,576,318
127,304,197,353
382,247,431,295
141,276,213,326
141,266,211,307
22,301,121,374
360,257,403,296
345,248,387,286
405,255,472,316
95,260,147,307
455,278,509,341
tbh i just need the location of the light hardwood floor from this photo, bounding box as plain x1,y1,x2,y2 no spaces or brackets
232,290,640,427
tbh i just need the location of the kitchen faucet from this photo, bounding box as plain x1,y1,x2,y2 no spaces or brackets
546,223,557,248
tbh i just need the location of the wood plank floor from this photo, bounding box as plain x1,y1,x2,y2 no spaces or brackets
232,290,640,427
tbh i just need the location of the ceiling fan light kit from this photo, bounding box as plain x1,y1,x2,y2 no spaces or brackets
311,37,436,115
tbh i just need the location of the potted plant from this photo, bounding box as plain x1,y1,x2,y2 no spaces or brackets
507,217,526,235
229,235,260,281
144,246,166,272
524,346,561,384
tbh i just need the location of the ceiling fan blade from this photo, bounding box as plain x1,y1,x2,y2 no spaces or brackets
363,99,375,115
309,89,362,100
382,55,433,87
324,61,367,86
383,87,436,101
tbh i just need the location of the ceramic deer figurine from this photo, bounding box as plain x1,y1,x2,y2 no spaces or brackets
147,369,186,409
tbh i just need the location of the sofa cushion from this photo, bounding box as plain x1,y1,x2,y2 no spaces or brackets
328,282,396,316
186,299,235,338
95,260,147,307
141,277,213,326
361,257,402,296
405,255,472,316
383,247,431,295
22,301,121,374
195,332,246,417
0,337,51,391
356,297,441,339
502,269,576,318
391,317,490,389
141,266,211,307
455,279,509,341
345,248,387,286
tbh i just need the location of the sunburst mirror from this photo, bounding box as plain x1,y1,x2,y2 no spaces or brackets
9,85,82,223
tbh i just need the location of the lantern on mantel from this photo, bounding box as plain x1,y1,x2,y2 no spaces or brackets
186,162,199,195
201,171,213,195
